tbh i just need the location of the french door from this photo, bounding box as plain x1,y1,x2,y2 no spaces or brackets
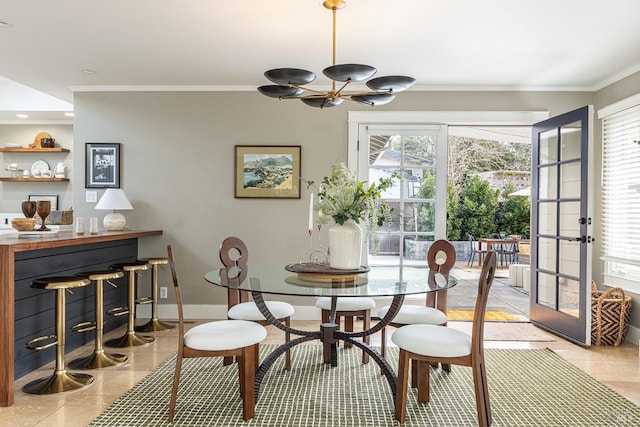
529,106,594,345
355,125,448,266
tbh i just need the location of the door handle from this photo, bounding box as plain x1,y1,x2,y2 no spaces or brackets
569,235,587,243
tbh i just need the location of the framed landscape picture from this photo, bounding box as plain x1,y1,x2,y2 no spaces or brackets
235,145,301,198
85,143,120,188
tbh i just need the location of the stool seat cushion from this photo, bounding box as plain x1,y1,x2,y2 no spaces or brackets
315,297,376,311
77,270,124,280
227,301,295,321
139,257,169,265
31,276,91,290
378,304,446,325
111,261,150,271
184,320,267,351
391,324,471,358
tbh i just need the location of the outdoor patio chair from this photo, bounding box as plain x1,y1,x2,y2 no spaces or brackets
467,234,487,267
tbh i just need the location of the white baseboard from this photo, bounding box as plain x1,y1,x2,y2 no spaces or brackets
136,304,323,321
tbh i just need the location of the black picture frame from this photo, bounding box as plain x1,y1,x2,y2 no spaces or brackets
85,143,120,188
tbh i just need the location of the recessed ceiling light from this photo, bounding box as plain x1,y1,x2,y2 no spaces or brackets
64,112,74,117
16,113,29,119
81,69,96,74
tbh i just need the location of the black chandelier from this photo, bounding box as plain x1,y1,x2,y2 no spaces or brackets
258,0,415,109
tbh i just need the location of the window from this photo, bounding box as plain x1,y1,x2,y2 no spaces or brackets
600,96,640,293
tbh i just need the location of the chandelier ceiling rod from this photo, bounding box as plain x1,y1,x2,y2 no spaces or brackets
257,0,416,109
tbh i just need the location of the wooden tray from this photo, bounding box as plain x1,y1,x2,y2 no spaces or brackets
285,263,369,283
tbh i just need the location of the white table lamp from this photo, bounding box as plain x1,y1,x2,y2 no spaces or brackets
95,188,133,231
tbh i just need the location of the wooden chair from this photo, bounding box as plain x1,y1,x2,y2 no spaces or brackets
219,236,294,370
392,251,497,426
167,245,267,422
315,296,376,364
378,239,456,375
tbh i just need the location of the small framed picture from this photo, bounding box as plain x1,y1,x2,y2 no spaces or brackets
235,145,301,198
85,143,120,188
28,194,58,210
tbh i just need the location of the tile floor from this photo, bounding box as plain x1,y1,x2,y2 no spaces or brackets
1,319,638,426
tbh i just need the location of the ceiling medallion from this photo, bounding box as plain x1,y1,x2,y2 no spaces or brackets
258,0,415,109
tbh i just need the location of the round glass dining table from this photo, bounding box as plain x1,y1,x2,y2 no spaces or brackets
204,263,457,401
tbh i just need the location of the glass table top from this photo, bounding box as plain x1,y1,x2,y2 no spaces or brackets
204,263,457,298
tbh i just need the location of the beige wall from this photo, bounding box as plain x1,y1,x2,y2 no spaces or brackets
71,89,594,308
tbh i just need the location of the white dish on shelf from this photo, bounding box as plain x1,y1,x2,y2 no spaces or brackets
30,160,50,177
5,143,22,148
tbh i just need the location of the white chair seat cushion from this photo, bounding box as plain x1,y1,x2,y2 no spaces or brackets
227,301,294,321
184,320,267,351
315,297,376,311
378,304,446,325
391,324,471,358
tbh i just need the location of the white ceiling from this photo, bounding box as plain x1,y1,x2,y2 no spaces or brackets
1,0,639,119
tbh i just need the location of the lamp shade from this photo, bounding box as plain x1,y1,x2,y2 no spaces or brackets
95,189,133,211
95,189,133,231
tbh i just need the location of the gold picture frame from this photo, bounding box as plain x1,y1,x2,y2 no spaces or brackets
235,145,301,199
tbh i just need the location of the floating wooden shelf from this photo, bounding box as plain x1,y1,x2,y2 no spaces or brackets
0,177,69,182
0,148,70,153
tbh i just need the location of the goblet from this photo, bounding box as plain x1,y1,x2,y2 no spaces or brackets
21,201,37,218
36,201,51,231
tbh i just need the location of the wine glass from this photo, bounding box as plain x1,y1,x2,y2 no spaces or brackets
21,201,37,218
36,201,51,231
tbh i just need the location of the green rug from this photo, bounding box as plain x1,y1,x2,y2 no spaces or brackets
88,345,640,426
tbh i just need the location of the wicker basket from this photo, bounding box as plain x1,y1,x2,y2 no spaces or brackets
591,280,632,346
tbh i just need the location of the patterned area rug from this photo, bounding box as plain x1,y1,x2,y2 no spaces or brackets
88,345,640,426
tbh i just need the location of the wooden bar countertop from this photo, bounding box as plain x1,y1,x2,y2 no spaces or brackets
0,229,162,407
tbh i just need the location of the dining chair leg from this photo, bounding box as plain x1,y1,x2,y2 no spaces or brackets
362,312,370,364
417,360,431,403
285,317,291,371
344,316,354,348
168,353,184,422
411,359,418,388
394,349,410,423
240,345,257,421
472,358,492,427
223,355,234,366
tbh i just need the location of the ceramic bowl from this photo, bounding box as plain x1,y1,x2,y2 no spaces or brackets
11,218,36,232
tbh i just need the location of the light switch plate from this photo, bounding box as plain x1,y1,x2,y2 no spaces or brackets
86,191,98,203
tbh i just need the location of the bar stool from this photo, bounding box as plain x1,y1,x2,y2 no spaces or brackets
105,261,155,347
69,270,128,369
23,276,94,394
135,257,175,332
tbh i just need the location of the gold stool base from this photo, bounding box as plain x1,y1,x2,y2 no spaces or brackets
135,318,175,332
105,332,155,348
68,350,128,369
23,371,94,395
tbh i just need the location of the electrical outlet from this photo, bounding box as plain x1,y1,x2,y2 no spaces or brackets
86,191,98,203
160,287,168,299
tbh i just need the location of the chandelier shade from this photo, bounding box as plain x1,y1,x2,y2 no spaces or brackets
257,0,415,109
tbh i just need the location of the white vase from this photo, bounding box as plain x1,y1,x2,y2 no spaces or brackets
328,220,363,269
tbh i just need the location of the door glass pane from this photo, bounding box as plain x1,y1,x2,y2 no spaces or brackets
537,271,557,308
559,122,582,162
538,202,557,235
403,235,435,261
560,161,581,199
559,277,580,317
537,236,557,271
406,169,435,200
368,135,394,166
559,240,580,278
539,129,558,164
403,201,435,233
538,165,557,199
400,135,437,166
559,202,580,239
